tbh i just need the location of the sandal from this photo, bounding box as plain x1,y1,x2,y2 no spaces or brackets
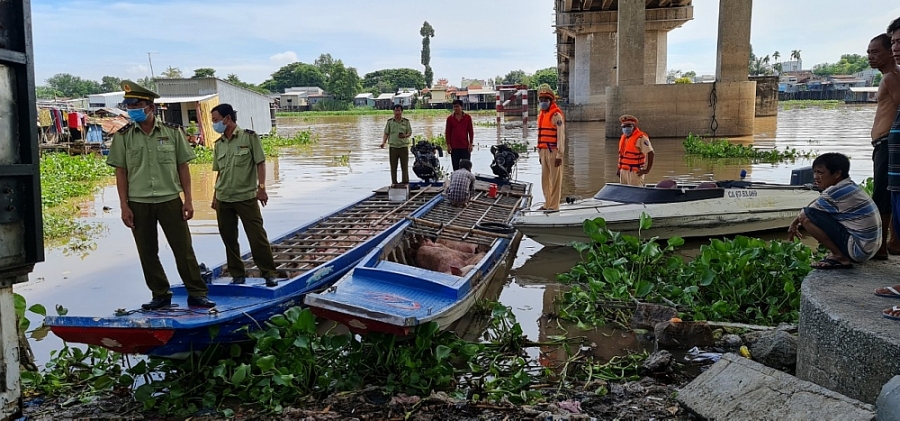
883,306,900,320
810,258,852,270
875,286,900,299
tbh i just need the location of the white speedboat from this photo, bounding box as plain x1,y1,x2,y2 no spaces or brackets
512,177,821,246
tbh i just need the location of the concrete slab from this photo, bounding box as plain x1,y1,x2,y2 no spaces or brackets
797,259,900,404
679,353,875,420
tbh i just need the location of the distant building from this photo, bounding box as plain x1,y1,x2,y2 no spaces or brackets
286,86,324,95
354,93,375,107
429,85,449,105
855,68,880,86
461,78,487,89
307,93,333,106
88,91,125,111
464,88,498,110
279,92,308,111
846,87,878,103
374,93,395,110
393,91,416,108
155,77,275,144
779,60,803,72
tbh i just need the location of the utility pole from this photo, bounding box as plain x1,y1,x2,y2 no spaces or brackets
147,52,158,79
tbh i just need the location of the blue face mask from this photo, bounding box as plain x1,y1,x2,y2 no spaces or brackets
539,101,550,111
213,120,226,134
128,107,148,123
622,127,634,136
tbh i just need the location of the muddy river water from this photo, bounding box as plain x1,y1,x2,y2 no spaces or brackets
18,104,878,362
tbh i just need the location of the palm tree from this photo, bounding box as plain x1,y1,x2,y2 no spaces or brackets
773,51,781,63
791,49,802,62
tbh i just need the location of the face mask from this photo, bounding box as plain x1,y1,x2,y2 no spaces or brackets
622,127,634,136
539,101,550,111
213,120,226,134
128,107,148,123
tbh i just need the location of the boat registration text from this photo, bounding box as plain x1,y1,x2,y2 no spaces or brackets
727,190,758,198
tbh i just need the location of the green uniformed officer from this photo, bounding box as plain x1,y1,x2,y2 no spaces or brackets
380,103,412,185
106,80,215,310
210,103,279,287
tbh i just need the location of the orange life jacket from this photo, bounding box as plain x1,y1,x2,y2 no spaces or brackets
618,128,647,172
537,103,563,150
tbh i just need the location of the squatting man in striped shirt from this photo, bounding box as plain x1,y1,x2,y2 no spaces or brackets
446,159,475,207
787,153,881,269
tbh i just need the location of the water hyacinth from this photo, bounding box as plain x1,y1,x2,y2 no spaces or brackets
682,133,816,163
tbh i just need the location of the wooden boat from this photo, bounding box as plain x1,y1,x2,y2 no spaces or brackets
304,177,532,336
45,185,443,358
512,177,821,246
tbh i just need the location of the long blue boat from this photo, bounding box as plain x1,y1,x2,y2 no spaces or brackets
305,177,532,336
46,185,443,358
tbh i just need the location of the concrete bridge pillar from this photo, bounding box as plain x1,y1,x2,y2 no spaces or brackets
571,33,616,106
616,0,646,87
716,0,752,82
644,30,668,85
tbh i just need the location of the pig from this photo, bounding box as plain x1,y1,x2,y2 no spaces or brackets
450,264,477,277
465,252,485,266
416,239,471,274
436,238,477,254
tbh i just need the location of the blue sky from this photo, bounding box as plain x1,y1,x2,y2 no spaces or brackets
31,0,900,88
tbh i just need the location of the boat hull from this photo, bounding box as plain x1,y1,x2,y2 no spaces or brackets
46,187,444,358
514,183,818,246
306,177,532,335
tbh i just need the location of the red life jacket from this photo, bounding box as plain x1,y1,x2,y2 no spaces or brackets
618,128,648,172
537,103,563,150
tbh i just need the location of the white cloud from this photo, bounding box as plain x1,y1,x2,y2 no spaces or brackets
269,51,299,65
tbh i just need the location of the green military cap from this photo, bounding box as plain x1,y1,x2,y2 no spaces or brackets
121,80,160,104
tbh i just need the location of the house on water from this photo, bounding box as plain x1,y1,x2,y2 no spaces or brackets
375,93,395,110
354,93,375,107
393,92,416,109
155,77,276,145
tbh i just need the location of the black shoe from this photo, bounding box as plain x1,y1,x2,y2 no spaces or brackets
265,277,278,287
187,296,216,308
141,296,172,310
230,276,246,285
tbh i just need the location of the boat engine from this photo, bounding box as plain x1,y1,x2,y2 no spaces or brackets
490,144,519,180
411,140,444,183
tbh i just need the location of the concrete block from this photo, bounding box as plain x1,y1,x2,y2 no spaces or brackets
679,353,876,421
796,260,900,404
877,376,900,421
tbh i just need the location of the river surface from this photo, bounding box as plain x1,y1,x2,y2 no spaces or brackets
18,104,877,363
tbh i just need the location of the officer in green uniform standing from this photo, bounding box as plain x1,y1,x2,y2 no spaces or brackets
210,104,278,287
380,104,412,185
106,80,215,310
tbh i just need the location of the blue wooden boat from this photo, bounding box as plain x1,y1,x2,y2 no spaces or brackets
305,178,532,335
46,185,444,358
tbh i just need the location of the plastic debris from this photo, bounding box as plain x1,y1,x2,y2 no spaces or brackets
684,346,723,363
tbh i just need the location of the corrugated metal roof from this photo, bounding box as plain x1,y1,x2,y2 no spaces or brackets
849,87,879,93
376,93,395,100
355,93,374,99
154,94,218,103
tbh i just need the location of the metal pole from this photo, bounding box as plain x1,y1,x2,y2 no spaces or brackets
521,89,528,137
147,52,156,79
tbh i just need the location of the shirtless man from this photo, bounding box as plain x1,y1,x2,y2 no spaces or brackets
868,33,900,259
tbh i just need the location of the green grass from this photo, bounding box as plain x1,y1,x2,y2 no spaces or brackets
190,130,317,164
